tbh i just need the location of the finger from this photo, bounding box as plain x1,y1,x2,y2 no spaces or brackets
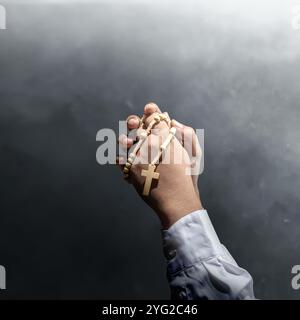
127,118,141,142
171,120,200,158
126,115,141,130
142,104,169,132
118,134,134,149
144,112,170,133
143,102,165,130
171,119,184,144
143,102,162,116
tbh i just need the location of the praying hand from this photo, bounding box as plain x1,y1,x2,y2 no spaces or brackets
117,102,255,300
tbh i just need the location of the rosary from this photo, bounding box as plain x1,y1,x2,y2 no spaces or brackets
123,112,176,196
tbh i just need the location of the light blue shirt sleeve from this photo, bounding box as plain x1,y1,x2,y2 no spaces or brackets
161,210,255,300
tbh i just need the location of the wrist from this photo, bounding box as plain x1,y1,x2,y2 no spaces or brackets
158,196,203,229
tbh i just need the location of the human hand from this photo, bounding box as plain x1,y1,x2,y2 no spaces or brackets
118,103,203,229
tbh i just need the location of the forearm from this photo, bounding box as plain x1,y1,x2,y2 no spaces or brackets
118,103,255,299
156,188,203,229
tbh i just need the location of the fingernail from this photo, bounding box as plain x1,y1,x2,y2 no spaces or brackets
128,118,139,128
144,103,158,115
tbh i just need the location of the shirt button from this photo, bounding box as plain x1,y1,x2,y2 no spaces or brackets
166,249,177,260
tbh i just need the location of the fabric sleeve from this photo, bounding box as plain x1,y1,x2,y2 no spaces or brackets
161,210,255,300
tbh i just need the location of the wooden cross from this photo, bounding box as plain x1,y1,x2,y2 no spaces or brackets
141,164,160,196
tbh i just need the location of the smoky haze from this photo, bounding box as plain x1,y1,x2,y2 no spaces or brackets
0,0,300,299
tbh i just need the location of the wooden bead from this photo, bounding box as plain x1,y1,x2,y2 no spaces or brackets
170,127,176,135
127,157,134,164
160,145,166,151
154,114,160,122
148,120,156,131
163,112,170,119
140,131,147,140
125,162,132,168
123,167,129,173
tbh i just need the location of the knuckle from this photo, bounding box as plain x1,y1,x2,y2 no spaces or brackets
118,134,127,143
127,114,140,123
184,126,195,135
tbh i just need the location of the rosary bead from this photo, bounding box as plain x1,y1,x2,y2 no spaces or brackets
123,167,129,173
140,131,147,140
125,162,132,168
154,114,161,122
160,145,166,151
170,127,177,135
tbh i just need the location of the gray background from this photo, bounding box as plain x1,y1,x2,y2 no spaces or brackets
0,0,300,299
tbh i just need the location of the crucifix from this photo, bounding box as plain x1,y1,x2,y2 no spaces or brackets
141,164,160,196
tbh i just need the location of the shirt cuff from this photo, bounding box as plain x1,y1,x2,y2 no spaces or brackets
161,210,224,275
